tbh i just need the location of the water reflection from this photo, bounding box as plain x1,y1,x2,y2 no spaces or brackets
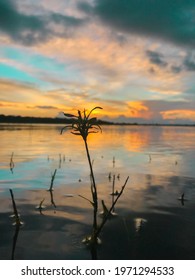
48,189,57,209
11,224,20,260
9,152,15,174
134,218,147,234
178,193,188,206
9,188,23,259
0,124,195,259
35,198,46,215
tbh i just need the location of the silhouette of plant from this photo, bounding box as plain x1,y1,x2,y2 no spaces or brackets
61,107,129,259
61,107,102,235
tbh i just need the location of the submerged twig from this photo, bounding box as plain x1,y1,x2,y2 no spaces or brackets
11,223,20,260
78,194,94,206
10,152,15,173
96,176,129,237
113,156,115,168
9,189,22,226
35,198,46,214
59,154,62,168
48,169,57,191
49,189,57,208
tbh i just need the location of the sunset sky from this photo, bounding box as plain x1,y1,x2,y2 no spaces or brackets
0,0,195,123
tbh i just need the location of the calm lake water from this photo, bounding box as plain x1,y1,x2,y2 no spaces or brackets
0,124,195,260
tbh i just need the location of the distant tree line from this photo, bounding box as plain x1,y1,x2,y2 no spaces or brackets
0,114,194,126
0,114,113,125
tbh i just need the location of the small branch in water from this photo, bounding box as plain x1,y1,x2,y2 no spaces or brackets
59,154,62,168
78,194,94,206
108,172,112,182
111,174,116,195
113,156,115,168
9,189,23,226
35,198,46,214
96,176,129,237
48,169,57,191
10,152,15,173
11,223,20,260
49,189,57,208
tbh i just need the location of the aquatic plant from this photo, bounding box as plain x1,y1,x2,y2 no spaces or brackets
48,169,57,191
9,189,23,259
11,222,20,260
9,152,15,173
61,107,129,258
61,107,102,236
35,198,46,214
9,189,23,226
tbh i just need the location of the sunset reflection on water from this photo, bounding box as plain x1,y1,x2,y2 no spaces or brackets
0,124,195,259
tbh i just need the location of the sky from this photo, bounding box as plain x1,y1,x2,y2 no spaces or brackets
0,0,195,124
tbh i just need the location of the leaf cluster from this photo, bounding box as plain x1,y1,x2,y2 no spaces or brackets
61,107,103,141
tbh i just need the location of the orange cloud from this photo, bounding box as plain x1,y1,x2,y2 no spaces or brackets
127,101,151,119
34,31,154,85
0,79,114,118
161,110,195,121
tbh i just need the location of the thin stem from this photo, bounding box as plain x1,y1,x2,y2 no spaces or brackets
95,176,129,237
49,169,57,191
9,189,19,219
9,189,21,226
84,139,98,232
78,194,93,206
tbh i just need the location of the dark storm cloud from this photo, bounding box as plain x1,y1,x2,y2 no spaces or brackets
146,50,184,74
0,0,46,44
50,13,84,27
0,0,85,45
146,50,195,74
86,0,195,47
183,53,195,71
146,50,168,67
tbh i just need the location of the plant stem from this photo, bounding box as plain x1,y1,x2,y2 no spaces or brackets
49,169,57,191
9,189,21,226
95,176,129,237
84,139,98,233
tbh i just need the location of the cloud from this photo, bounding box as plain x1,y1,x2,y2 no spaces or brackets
35,105,59,110
0,101,19,108
0,0,85,45
146,50,168,68
0,0,46,45
183,52,195,71
102,99,195,123
144,99,195,122
171,65,183,74
161,109,195,121
146,50,195,74
127,101,151,118
88,0,195,47
0,78,40,102
148,88,182,96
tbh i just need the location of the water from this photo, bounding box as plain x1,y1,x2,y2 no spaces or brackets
0,124,195,259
